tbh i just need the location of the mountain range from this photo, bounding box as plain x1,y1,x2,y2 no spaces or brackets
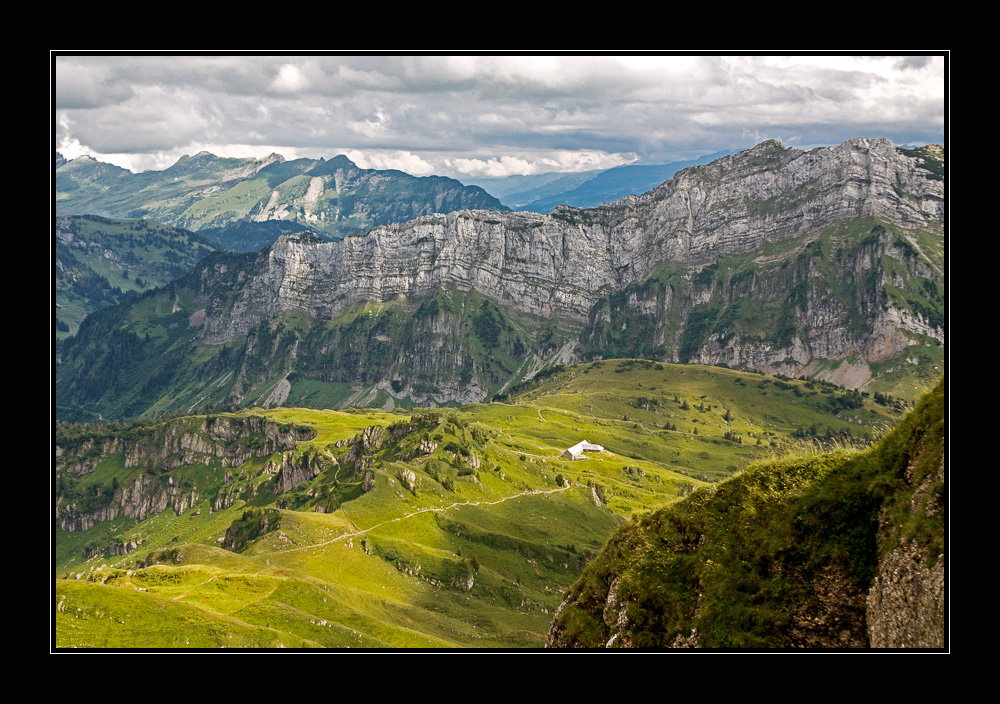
56,151,507,246
463,150,731,211
53,135,946,650
56,137,944,425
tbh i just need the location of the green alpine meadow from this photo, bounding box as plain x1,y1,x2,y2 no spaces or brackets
56,360,929,648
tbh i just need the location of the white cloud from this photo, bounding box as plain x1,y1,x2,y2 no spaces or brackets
344,150,436,176
270,63,310,93
446,150,637,178
55,56,134,108
56,113,87,159
446,156,542,178
61,84,213,154
336,64,398,90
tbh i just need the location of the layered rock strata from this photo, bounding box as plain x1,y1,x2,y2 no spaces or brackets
200,138,943,346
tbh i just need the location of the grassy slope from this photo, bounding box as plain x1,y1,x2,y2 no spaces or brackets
53,362,907,649
548,377,944,648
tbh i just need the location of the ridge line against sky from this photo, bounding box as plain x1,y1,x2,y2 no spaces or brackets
53,53,947,181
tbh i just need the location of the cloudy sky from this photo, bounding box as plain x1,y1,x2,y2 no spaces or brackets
53,54,947,181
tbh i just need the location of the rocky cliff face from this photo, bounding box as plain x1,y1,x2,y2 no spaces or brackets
581,220,943,384
193,140,942,396
268,447,335,495
57,138,944,419
338,415,443,475
866,434,946,648
198,138,941,348
866,541,945,648
56,471,199,533
55,415,315,531
56,415,313,477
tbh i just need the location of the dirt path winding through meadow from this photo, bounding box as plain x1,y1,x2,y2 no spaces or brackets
272,484,573,555
173,574,217,600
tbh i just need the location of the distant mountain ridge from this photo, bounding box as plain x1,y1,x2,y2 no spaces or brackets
461,170,603,208
463,151,731,212
55,151,507,245
194,138,941,343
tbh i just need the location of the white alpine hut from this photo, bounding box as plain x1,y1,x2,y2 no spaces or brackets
562,440,604,460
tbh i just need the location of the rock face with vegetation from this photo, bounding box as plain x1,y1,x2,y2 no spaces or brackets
222,508,282,553
56,138,943,423
865,412,945,648
55,415,314,531
544,379,945,649
197,138,942,340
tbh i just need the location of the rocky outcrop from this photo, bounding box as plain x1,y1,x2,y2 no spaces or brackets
361,470,376,494
271,448,334,495
56,415,314,478
212,484,241,512
55,414,316,531
402,437,439,461
339,415,442,474
107,539,143,557
339,425,390,474
399,469,418,493
866,445,946,647
552,547,936,649
222,508,281,553
866,542,945,648
57,471,198,532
